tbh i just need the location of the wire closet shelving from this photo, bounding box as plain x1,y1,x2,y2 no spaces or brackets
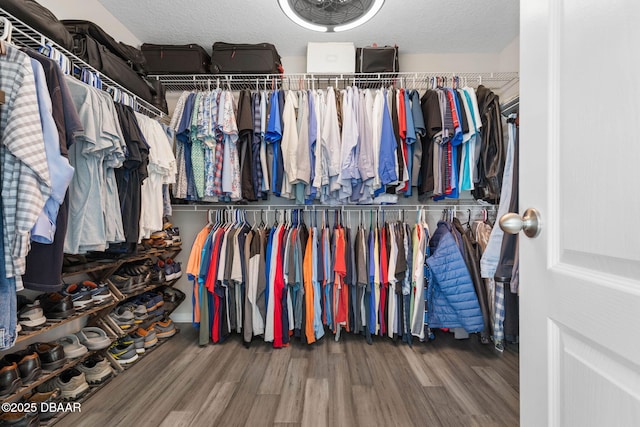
149,71,519,94
0,7,164,118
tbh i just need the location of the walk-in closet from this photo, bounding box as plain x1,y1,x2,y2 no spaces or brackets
1,1,637,426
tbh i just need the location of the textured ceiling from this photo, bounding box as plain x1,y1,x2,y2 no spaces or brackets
97,0,519,56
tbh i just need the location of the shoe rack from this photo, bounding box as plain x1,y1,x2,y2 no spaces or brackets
2,246,185,423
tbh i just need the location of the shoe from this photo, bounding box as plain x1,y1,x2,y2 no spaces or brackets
167,227,181,246
147,306,165,319
75,327,111,351
164,258,182,281
109,274,134,292
17,300,46,330
38,293,75,319
0,359,21,398
152,319,176,338
28,342,67,371
2,350,42,384
109,306,135,330
76,355,113,384
63,283,95,310
25,388,60,421
121,302,148,323
132,326,158,350
151,260,165,283
108,341,138,365
38,368,88,401
170,260,182,280
138,293,164,312
57,335,88,359
0,410,39,426
81,281,113,306
159,287,185,304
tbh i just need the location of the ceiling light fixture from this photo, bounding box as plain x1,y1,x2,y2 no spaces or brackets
278,0,385,33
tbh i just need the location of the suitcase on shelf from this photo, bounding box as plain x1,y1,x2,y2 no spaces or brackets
141,43,211,74
355,45,399,73
211,42,283,74
1,0,74,51
71,34,153,103
62,19,147,75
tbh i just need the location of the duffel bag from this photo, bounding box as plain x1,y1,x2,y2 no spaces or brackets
141,43,210,74
71,34,152,103
0,0,74,51
355,45,399,73
211,42,283,74
62,19,147,75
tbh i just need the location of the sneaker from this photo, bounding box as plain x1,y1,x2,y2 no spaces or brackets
121,302,148,323
147,306,165,319
76,355,113,384
63,283,95,310
82,281,113,306
38,368,89,401
18,300,46,330
151,319,176,339
109,306,135,330
163,259,176,281
170,260,182,280
167,227,181,246
108,341,138,365
109,274,135,292
138,293,164,312
132,326,158,350
151,260,165,283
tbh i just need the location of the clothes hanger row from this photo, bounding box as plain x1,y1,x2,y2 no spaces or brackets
186,73,486,93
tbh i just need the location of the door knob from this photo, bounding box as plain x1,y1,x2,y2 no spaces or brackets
499,208,542,238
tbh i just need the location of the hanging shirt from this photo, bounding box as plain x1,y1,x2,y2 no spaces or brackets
321,87,342,202
307,90,318,202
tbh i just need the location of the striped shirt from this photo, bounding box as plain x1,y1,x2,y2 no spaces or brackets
1,46,52,289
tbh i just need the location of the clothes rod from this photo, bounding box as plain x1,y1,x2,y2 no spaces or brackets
171,204,497,212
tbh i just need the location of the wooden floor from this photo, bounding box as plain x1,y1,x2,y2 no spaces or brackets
57,325,519,427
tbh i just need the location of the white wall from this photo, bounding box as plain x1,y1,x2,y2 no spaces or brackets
498,36,520,100
282,51,512,74
38,0,141,47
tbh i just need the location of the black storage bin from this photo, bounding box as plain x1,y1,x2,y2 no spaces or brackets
141,43,211,74
211,42,283,74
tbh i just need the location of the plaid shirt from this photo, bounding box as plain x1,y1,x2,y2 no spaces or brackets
1,46,52,289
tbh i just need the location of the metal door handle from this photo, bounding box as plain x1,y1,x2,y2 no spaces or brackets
499,208,542,238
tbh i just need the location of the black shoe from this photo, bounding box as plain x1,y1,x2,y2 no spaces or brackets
2,350,42,384
28,343,67,371
38,293,75,319
25,388,60,421
0,409,39,426
0,359,21,398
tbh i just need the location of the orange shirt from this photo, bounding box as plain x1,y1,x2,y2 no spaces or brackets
303,229,315,344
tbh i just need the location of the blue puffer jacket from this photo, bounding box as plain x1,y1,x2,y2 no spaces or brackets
426,223,485,333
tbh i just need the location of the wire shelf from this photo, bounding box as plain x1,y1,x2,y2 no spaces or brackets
149,71,519,93
0,8,164,118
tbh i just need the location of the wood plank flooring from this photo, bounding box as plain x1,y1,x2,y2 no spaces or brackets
57,325,519,427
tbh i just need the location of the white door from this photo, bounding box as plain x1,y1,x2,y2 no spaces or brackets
519,0,640,426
